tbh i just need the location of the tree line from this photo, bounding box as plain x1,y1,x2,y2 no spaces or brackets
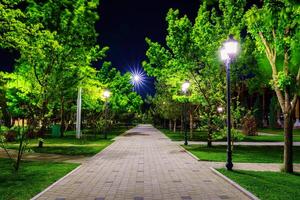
143,0,299,173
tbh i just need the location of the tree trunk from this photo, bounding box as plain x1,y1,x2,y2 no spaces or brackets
207,117,212,147
173,120,176,132
283,112,294,173
189,110,193,139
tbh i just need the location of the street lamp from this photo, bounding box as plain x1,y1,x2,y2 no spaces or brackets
181,81,190,145
220,35,239,171
103,89,111,139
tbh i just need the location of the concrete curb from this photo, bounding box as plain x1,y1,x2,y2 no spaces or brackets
31,164,82,200
178,144,201,161
210,167,260,200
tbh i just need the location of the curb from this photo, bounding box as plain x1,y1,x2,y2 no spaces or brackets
31,164,82,200
177,144,201,161
210,167,260,200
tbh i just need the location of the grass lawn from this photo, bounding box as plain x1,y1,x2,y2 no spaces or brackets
218,169,300,200
0,158,79,200
160,128,300,142
259,128,300,135
184,145,300,163
5,126,129,156
160,128,208,141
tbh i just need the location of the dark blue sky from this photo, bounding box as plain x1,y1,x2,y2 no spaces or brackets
0,0,200,96
96,0,199,96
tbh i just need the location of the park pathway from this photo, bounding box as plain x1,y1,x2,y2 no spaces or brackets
33,124,250,200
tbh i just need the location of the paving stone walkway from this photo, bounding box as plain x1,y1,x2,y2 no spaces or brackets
33,124,250,200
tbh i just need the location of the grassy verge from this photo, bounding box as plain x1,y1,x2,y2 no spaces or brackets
159,128,208,141
258,128,300,135
0,158,78,200
160,128,300,142
183,145,300,163
5,126,129,156
218,169,300,200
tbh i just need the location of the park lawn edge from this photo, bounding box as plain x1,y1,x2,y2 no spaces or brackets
210,167,259,200
216,168,300,200
31,137,115,199
0,159,79,200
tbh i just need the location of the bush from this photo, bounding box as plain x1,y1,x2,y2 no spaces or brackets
241,113,258,136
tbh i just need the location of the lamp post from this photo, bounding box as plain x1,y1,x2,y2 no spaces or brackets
220,35,239,171
182,81,190,146
103,89,111,139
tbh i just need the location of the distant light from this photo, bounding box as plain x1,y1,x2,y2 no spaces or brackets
103,89,111,98
181,81,190,93
217,106,224,113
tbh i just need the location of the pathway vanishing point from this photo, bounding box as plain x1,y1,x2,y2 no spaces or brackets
33,124,251,200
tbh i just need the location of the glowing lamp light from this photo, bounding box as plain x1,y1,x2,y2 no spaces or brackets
217,106,224,113
181,81,190,93
220,48,229,61
103,90,111,99
220,35,239,62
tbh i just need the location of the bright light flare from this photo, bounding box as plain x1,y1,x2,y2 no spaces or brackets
130,69,146,88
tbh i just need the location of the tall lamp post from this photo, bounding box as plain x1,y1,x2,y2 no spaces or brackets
103,89,111,139
220,35,239,171
182,81,190,146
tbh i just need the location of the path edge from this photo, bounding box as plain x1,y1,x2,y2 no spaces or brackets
31,126,131,200
210,167,260,200
30,164,82,200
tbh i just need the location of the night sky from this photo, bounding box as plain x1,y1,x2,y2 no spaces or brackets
0,0,200,96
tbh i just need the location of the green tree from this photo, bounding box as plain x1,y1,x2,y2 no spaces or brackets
245,0,300,172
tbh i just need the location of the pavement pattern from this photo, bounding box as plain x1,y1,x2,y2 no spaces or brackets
33,124,250,200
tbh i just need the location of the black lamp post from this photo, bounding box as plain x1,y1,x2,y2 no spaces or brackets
103,89,111,139
181,81,190,146
220,35,239,171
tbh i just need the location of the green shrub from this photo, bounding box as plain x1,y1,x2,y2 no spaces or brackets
241,112,258,136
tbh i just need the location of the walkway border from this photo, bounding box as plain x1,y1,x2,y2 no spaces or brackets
31,128,127,200
31,164,82,200
210,167,260,200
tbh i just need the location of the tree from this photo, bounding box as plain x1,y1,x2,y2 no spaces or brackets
245,0,300,173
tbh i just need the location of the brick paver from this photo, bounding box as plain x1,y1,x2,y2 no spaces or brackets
33,124,250,200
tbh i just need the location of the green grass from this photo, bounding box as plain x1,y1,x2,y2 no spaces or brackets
184,145,300,163
160,128,300,142
218,169,300,200
0,158,78,200
243,134,300,142
160,128,208,141
6,126,129,156
259,128,300,135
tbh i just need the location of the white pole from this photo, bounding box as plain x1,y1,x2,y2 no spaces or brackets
76,87,82,139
